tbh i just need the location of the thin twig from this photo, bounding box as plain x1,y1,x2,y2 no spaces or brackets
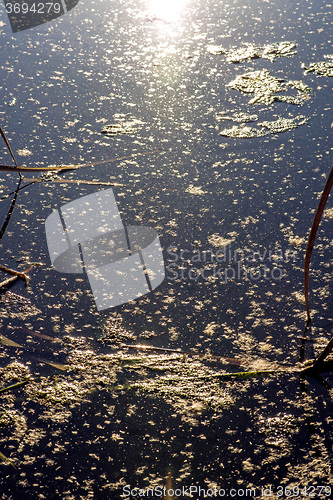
0,149,164,173
0,180,43,201
21,177,124,187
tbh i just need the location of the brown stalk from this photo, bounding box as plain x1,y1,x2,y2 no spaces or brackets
304,167,333,322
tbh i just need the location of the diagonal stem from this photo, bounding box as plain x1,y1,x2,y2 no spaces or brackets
0,127,22,180
0,178,22,240
304,167,333,321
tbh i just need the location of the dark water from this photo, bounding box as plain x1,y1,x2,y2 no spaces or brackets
0,0,332,497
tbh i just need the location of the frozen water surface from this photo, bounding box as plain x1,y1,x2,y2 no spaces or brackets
0,0,332,496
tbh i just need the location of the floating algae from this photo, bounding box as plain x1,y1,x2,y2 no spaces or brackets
0,361,31,385
185,184,207,195
220,125,266,139
102,122,136,136
261,41,297,62
129,354,234,417
257,413,298,446
220,70,311,138
219,115,309,138
100,313,136,344
227,70,312,105
39,169,61,182
0,333,234,419
216,111,258,123
101,116,143,136
207,233,235,247
207,44,258,62
0,292,42,321
0,336,332,492
302,55,333,77
208,41,296,63
259,116,308,133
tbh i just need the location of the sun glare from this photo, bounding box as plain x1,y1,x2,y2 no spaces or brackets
148,0,188,23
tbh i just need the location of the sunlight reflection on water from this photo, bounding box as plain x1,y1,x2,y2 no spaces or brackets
147,0,189,23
